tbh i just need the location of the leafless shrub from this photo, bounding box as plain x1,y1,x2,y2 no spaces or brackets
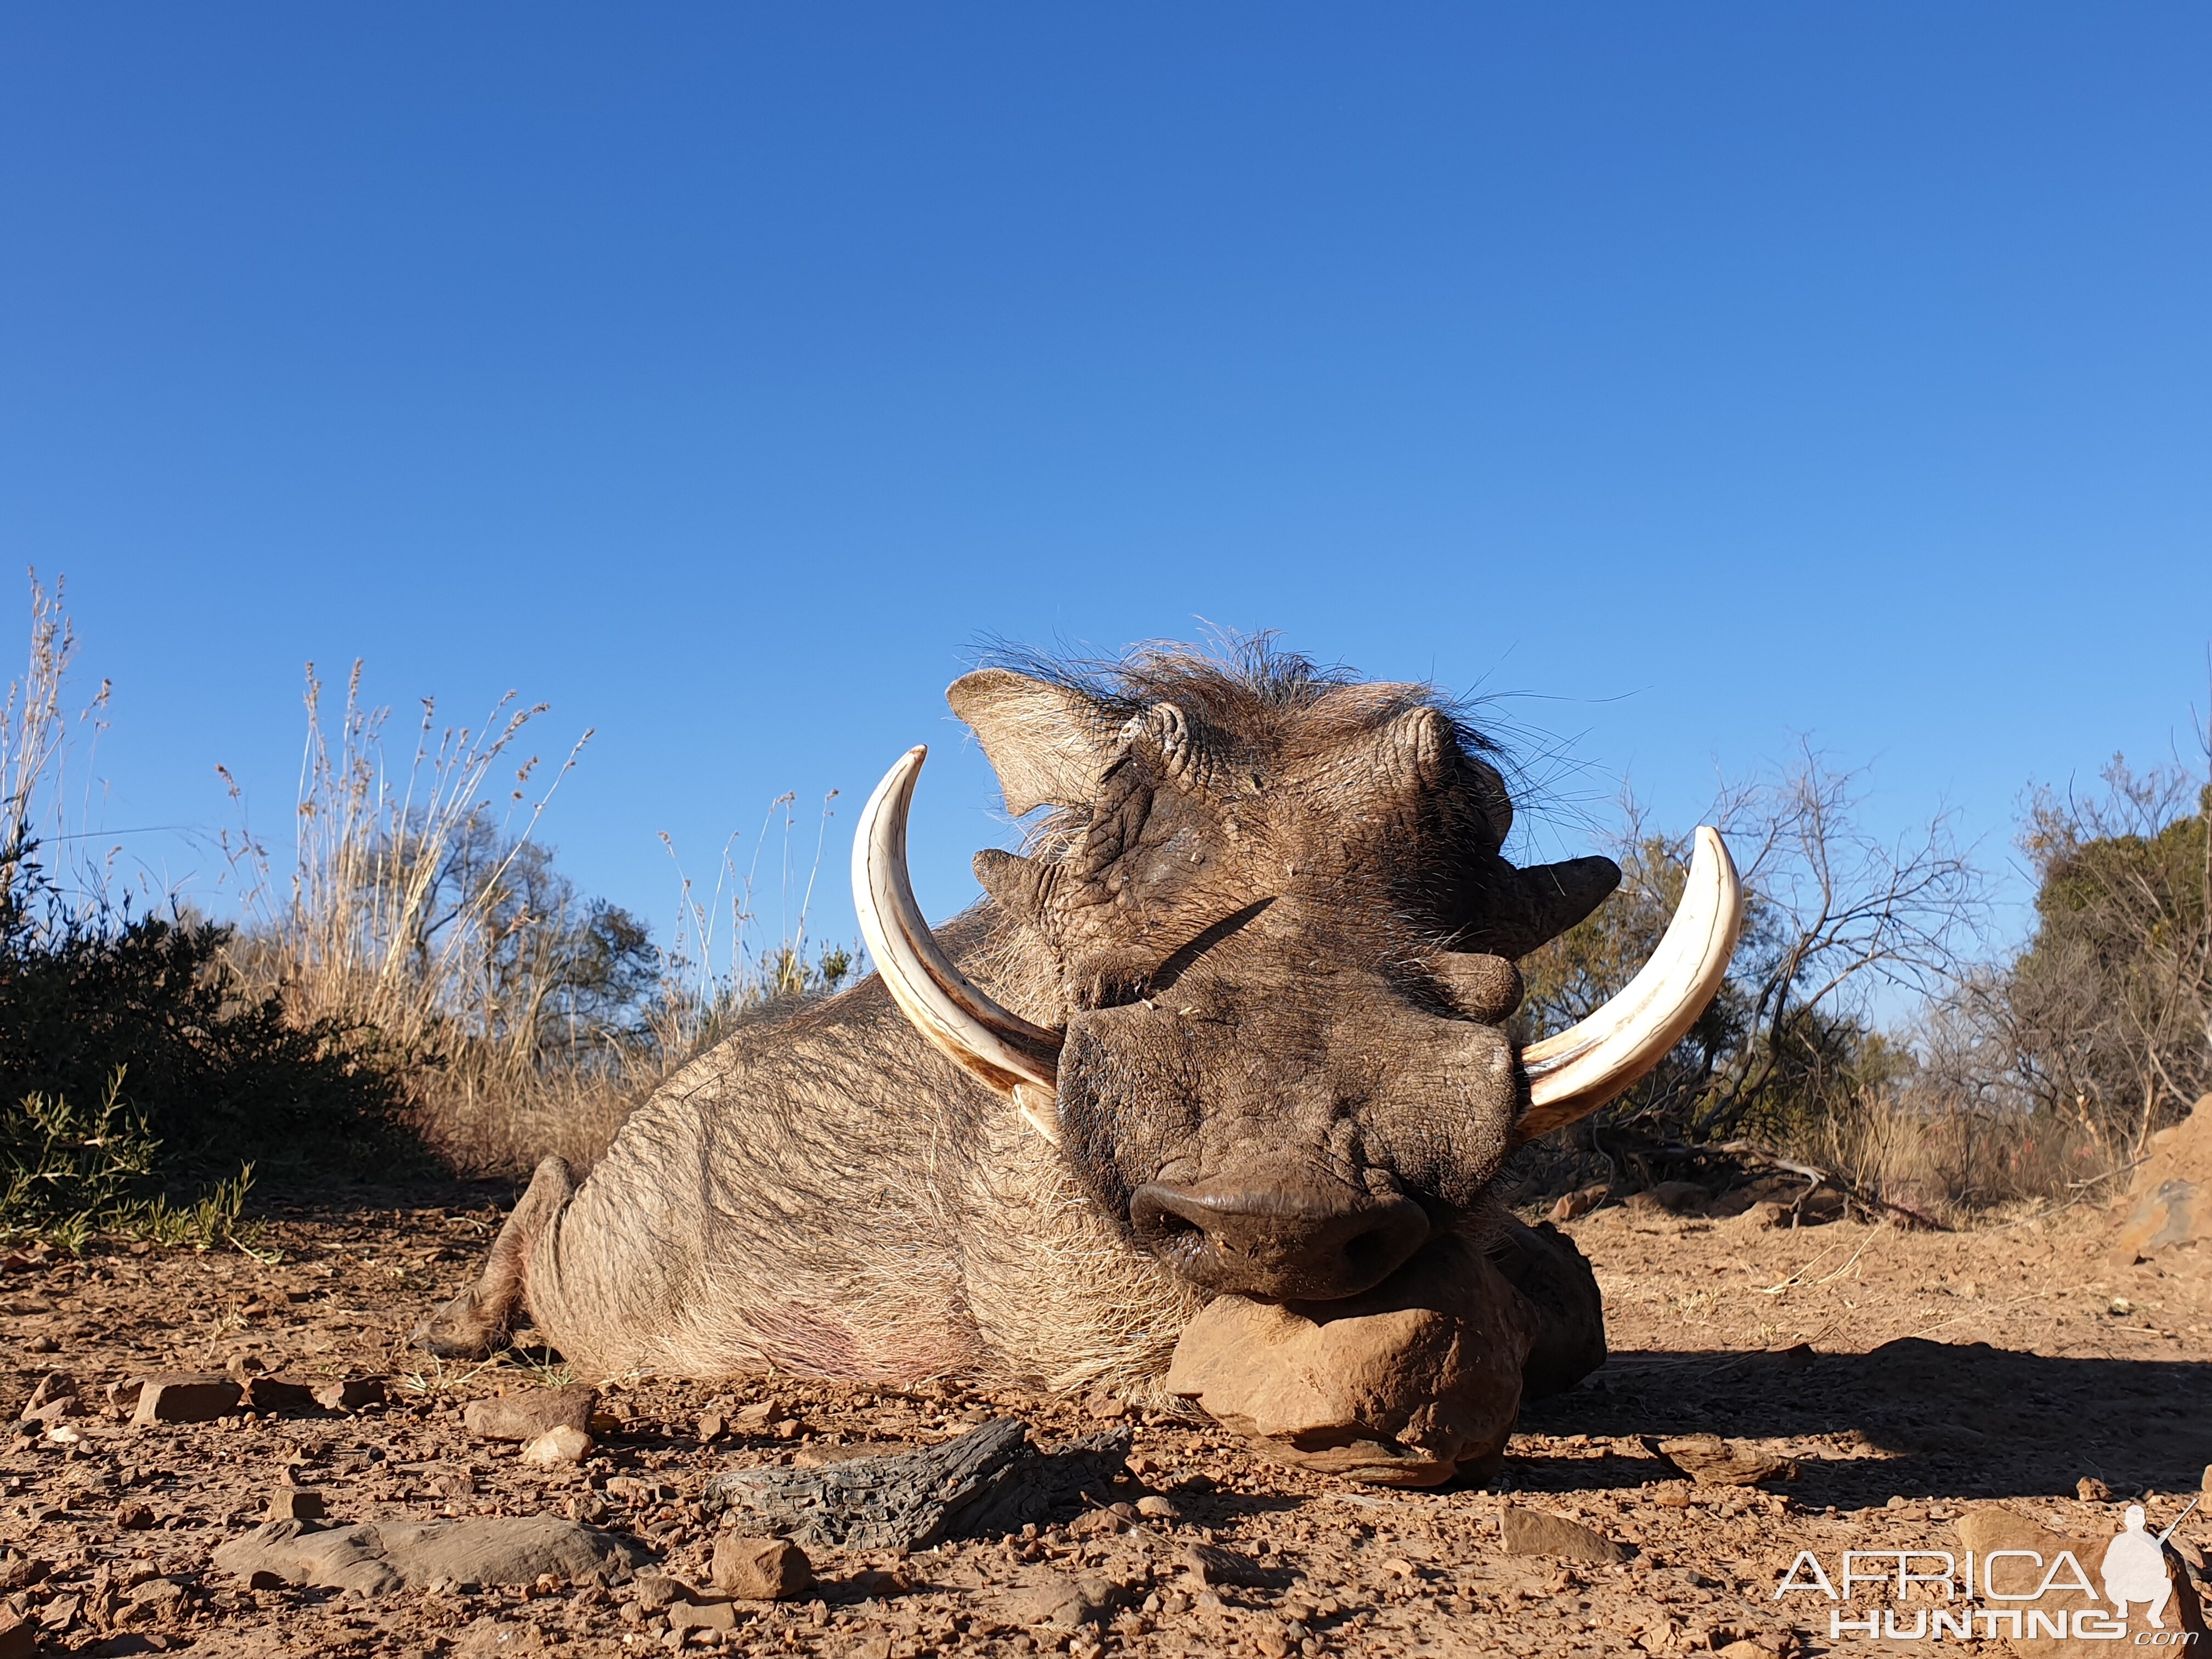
1897,737,2211,1201
1519,742,1987,1154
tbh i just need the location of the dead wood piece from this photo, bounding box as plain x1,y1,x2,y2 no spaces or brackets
701,1418,1131,1551
702,1418,1026,1551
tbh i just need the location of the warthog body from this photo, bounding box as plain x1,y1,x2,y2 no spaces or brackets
422,645,1731,1417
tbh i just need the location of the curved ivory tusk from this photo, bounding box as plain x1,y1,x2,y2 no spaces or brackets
1515,826,1743,1143
853,746,1065,1128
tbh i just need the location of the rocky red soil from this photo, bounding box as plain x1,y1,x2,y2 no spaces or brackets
4,1178,2208,1658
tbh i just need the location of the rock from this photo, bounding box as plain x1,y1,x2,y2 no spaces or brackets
0,1551,48,1594
709,1535,811,1600
19,1371,77,1425
2078,1476,2112,1501
702,1418,1026,1550
1178,1543,1289,1588
1739,1200,1789,1228
213,1515,646,1595
1165,1233,1536,1487
630,1572,684,1611
0,1609,31,1659
1067,1505,1130,1537
21,1335,55,1355
1624,1181,1709,1216
668,1598,740,1632
519,1426,592,1469
2114,1094,2211,1261
1006,1570,1119,1630
1499,1505,1629,1564
1549,1184,1610,1222
697,1412,726,1443
463,1386,597,1442
129,1373,243,1425
116,1501,156,1530
1654,1434,1792,1486
313,1376,386,1413
1135,1494,1180,1520
268,1487,326,1521
1956,1508,2121,1655
241,1375,320,1414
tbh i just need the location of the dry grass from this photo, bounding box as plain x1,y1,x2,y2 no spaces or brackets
219,663,856,1177
1799,1093,2128,1223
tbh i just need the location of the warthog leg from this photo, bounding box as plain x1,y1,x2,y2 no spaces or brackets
411,1156,574,1361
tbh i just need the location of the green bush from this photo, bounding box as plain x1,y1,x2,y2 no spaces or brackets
1,1071,266,1254
0,895,408,1169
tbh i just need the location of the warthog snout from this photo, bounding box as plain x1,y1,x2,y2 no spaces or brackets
1129,1177,1431,1301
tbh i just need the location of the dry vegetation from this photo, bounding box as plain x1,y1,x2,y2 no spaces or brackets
3,574,2208,1244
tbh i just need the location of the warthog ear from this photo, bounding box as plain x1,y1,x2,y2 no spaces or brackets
947,670,1119,816
972,848,1048,926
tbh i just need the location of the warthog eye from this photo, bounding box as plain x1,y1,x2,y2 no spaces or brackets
1143,896,1276,994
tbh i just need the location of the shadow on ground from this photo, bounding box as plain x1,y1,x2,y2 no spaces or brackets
1516,1339,2212,1504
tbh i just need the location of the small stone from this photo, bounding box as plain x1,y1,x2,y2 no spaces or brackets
463,1385,597,1443
708,1536,811,1600
520,1426,592,1469
130,1373,245,1425
22,1336,56,1354
1549,1185,1610,1223
1083,1392,1127,1421
1068,1507,1127,1538
245,1569,286,1590
1655,1434,1790,1487
667,1599,738,1632
117,1501,157,1530
1006,1571,1118,1630
2078,1476,2113,1501
697,1412,726,1443
631,1573,683,1611
2202,1464,2211,1496
269,1488,326,1521
313,1378,386,1413
0,1609,33,1659
1135,1495,1180,1520
1499,1505,1629,1564
1177,1543,1285,1588
19,1372,77,1425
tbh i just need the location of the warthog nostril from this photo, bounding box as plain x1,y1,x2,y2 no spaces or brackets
1128,1180,1430,1301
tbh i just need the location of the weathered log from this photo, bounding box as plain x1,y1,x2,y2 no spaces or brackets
700,1418,1130,1551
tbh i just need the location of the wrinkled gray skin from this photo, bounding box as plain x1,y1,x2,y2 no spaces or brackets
417,648,1621,1394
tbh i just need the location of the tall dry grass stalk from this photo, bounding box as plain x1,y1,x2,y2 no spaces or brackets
221,664,856,1175
1,572,111,918
224,663,584,1057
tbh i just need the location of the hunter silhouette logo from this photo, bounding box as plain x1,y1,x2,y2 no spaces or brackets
1774,1495,2203,1644
2107,1503,2194,1630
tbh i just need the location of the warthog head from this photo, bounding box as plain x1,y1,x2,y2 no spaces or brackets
856,646,1739,1308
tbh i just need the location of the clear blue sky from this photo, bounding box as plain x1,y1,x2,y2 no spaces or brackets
4,5,2208,962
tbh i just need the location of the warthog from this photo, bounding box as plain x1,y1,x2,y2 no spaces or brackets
419,645,1738,1477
